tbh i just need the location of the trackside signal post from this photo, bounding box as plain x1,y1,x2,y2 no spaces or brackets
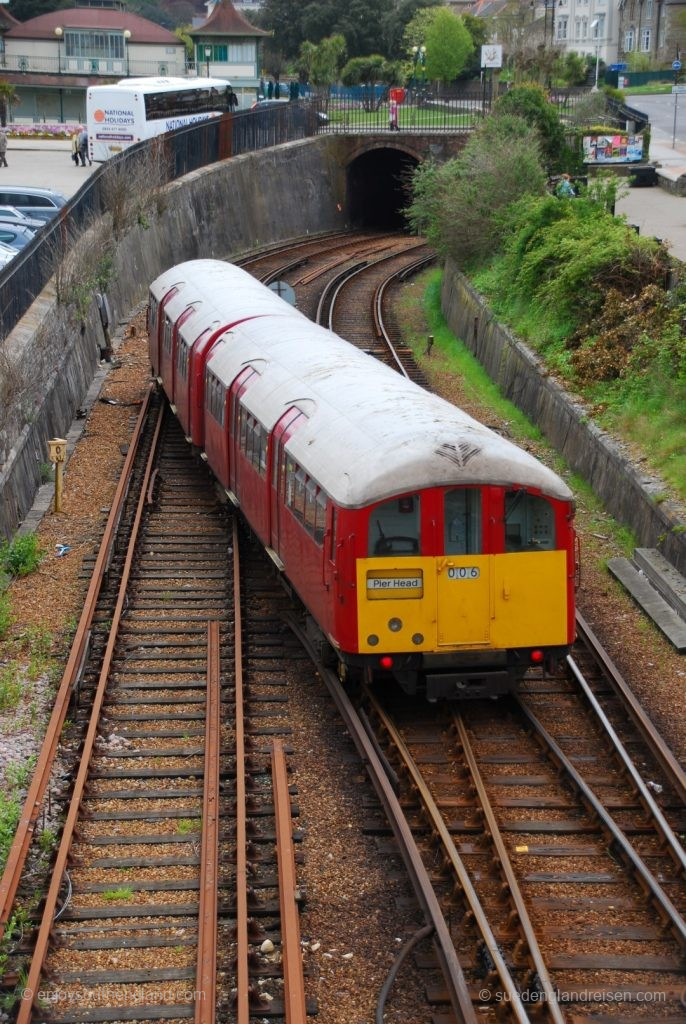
48,438,67,513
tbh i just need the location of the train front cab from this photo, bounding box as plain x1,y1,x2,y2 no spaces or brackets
343,484,576,700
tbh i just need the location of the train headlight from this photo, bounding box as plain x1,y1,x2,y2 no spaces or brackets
388,618,402,633
412,633,424,646
367,634,379,646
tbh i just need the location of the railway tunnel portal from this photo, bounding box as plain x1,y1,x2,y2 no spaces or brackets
340,133,468,229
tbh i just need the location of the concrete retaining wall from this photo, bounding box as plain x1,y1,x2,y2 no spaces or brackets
0,136,348,540
441,261,686,577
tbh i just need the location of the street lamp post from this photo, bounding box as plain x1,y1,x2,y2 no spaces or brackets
205,46,212,79
123,29,131,76
590,18,600,91
411,44,426,88
54,26,64,123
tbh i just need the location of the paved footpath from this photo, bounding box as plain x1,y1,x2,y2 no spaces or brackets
4,135,686,262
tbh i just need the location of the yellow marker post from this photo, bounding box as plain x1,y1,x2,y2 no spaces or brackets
48,438,67,513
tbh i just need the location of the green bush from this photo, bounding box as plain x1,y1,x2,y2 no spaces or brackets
0,533,44,578
407,113,547,267
492,84,566,170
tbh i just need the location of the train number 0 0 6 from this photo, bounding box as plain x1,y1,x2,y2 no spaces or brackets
447,566,480,580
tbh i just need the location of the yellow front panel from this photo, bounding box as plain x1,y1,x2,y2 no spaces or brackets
492,550,568,646
357,558,437,653
435,556,491,647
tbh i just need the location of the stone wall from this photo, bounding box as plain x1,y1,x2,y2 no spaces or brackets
441,260,686,577
0,136,348,540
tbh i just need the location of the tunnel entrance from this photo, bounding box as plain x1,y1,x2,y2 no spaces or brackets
347,148,419,230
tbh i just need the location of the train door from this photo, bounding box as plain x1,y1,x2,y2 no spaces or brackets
268,408,305,557
228,367,257,498
169,306,196,410
435,487,491,647
150,285,178,377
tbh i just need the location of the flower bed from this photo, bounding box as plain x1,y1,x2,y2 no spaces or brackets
5,123,77,140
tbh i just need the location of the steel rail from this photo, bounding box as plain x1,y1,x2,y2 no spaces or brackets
372,254,435,376
233,518,252,1024
287,616,477,1024
451,711,565,1024
297,236,416,289
17,401,165,1024
575,611,686,805
271,738,307,1023
565,654,686,877
316,241,428,330
365,693,532,1024
517,697,686,949
195,620,221,1024
0,386,154,936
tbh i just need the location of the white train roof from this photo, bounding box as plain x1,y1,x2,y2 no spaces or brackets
207,313,573,509
151,261,305,330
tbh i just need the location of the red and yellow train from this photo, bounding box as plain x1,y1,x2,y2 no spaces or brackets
148,259,577,700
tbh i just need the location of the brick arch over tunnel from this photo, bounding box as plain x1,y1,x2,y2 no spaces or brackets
346,144,420,229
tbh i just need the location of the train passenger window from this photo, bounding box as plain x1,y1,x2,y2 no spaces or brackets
368,495,420,556
163,317,172,354
177,343,188,381
149,297,158,335
293,468,306,522
504,490,556,551
304,480,317,535
444,489,481,555
284,457,296,507
314,491,327,546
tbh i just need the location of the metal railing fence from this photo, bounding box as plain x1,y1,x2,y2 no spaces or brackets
0,104,320,339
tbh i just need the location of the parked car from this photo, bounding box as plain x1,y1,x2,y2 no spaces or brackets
0,241,19,268
0,205,45,227
0,187,67,223
0,221,39,251
251,98,328,124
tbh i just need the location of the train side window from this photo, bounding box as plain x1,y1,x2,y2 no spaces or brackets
304,479,317,536
285,456,296,508
293,467,306,523
505,490,556,551
149,296,158,335
369,495,420,556
163,317,172,354
314,490,327,546
444,488,481,555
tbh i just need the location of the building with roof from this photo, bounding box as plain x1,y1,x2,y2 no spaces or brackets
190,0,268,107
0,0,266,122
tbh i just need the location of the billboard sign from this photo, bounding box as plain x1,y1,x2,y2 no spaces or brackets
582,133,644,163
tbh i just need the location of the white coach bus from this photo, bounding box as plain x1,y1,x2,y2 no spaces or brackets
86,77,237,162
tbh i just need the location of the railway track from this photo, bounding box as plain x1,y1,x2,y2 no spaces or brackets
7,405,312,1023
3,231,685,1024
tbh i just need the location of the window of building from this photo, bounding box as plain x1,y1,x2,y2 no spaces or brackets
594,14,606,35
625,26,635,49
556,17,568,39
445,489,482,555
368,495,421,557
504,491,556,552
575,18,582,38
646,0,653,16
65,30,125,59
641,26,651,49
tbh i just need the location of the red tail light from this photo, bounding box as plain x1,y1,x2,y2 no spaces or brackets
380,655,394,670
530,649,544,664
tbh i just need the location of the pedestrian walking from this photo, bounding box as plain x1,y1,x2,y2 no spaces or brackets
77,126,91,166
389,98,398,131
71,129,80,166
0,129,8,168
556,173,575,198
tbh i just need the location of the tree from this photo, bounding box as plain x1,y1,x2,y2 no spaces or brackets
298,35,347,100
493,83,565,167
340,55,402,110
424,9,473,86
407,113,547,267
461,13,491,80
403,7,473,87
0,82,18,129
